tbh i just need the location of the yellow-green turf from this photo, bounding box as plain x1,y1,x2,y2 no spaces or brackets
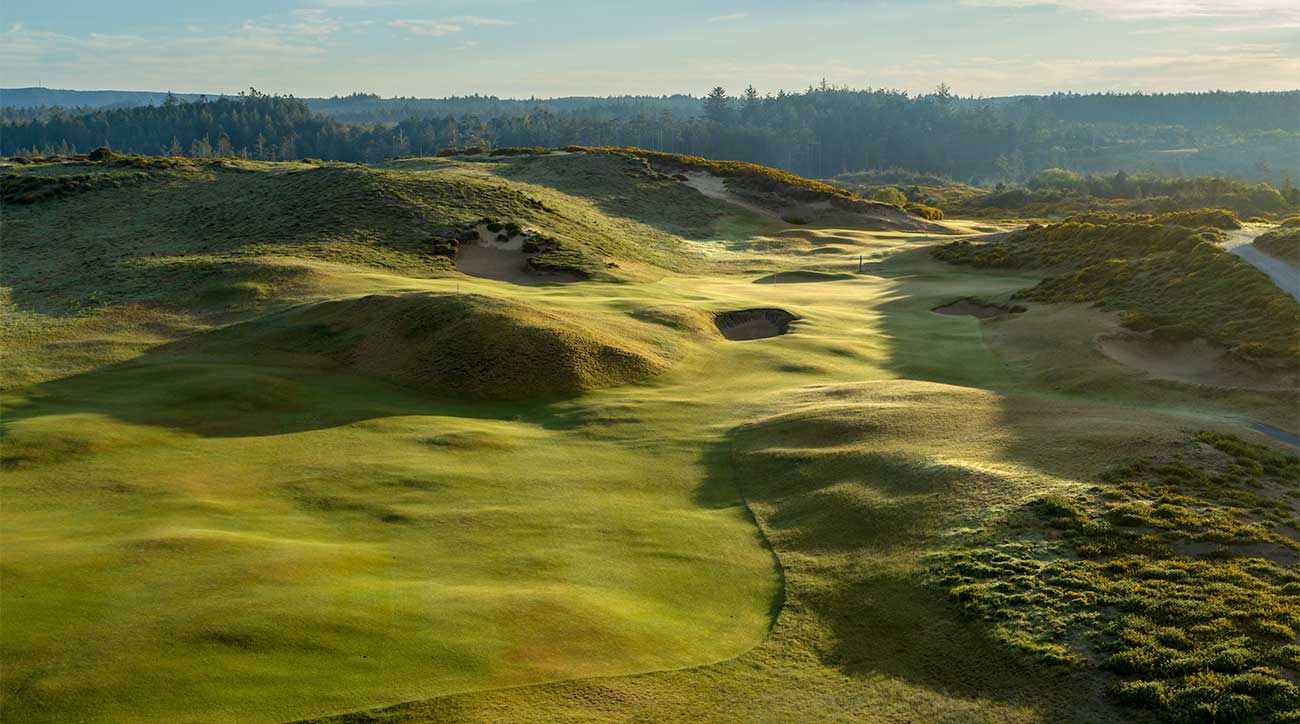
1,152,1295,723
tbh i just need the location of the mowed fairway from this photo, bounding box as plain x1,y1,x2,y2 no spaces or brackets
2,152,1295,724
0,330,781,723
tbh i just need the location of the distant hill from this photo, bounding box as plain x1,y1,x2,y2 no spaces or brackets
0,87,704,121
0,87,217,108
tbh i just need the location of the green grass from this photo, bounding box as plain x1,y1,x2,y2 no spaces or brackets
2,152,1297,724
172,291,696,401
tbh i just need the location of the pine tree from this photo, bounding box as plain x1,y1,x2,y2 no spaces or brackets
189,136,213,158
703,86,730,124
742,85,760,120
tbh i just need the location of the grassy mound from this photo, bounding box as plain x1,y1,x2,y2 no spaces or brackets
301,381,1185,724
1254,226,1300,267
930,432,1300,723
832,171,1296,221
932,218,1228,269
550,147,943,229
932,219,1300,369
933,298,1026,319
0,169,164,204
178,292,686,400
753,270,856,283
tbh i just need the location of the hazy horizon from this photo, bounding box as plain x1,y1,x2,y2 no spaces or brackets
3,1,1298,99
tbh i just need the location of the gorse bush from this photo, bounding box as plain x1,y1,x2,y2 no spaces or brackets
1254,226,1300,267
1060,208,1242,230
929,433,1300,723
0,170,158,204
904,201,945,220
872,186,907,206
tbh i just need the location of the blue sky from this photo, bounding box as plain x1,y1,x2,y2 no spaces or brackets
2,1,1297,97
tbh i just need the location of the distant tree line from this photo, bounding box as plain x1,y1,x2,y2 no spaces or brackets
3,84,1297,184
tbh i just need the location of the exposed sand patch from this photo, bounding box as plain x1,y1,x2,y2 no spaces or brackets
679,173,947,232
455,224,583,285
714,308,798,341
681,172,777,219
1095,334,1289,390
933,298,1026,319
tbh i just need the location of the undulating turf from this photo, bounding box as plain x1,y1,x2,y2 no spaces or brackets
2,150,1296,724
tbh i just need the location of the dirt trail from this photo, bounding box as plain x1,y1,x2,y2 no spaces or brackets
1221,226,1300,300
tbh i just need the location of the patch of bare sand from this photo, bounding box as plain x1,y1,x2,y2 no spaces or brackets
681,172,777,218
680,171,957,233
714,308,798,341
455,224,583,285
1095,334,1291,390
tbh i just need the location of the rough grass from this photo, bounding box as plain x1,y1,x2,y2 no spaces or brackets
932,219,1300,368
929,433,1300,723
554,146,929,226
829,173,1297,222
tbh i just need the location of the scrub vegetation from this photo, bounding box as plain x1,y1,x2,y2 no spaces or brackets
1254,223,1300,267
832,169,1299,222
930,432,1299,723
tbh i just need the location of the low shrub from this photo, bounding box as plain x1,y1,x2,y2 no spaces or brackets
872,186,907,207
929,434,1300,723
1253,227,1300,267
904,201,945,220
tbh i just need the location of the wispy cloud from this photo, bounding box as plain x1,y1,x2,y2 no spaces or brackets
388,15,512,37
305,0,402,7
449,16,513,26
960,0,1300,27
0,12,344,91
709,12,749,22
389,19,463,36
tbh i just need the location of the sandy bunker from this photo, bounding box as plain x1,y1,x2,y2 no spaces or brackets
714,308,798,340
455,224,584,285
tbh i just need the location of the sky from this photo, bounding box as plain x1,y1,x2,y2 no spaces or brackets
2,0,1298,98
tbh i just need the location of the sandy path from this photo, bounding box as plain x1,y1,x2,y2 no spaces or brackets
1221,227,1300,300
